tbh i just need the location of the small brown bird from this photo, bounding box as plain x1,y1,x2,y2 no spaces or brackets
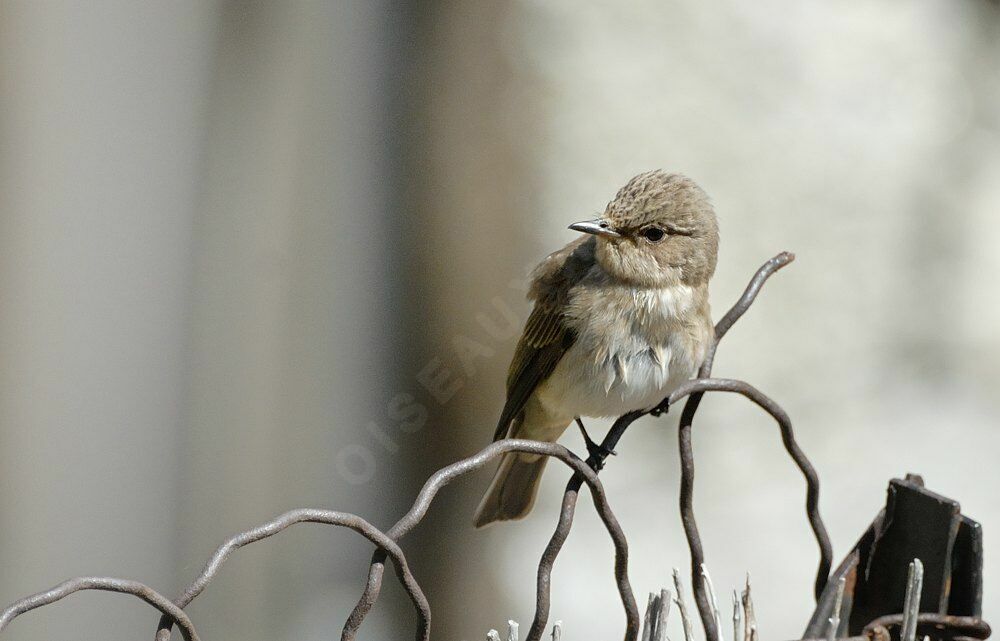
474,170,719,527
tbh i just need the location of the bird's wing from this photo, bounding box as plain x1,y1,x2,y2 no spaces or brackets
492,236,596,441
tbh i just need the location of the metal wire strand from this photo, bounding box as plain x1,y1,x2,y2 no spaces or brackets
341,440,637,641
0,577,199,641
523,375,831,641
677,252,833,641
674,252,831,641
0,252,825,641
526,252,831,641
525,413,642,641
863,614,992,641
154,509,429,641
673,379,833,628
528,487,579,641
670,251,821,640
523,252,826,641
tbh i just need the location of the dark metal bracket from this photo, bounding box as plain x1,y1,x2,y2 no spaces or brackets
803,474,987,641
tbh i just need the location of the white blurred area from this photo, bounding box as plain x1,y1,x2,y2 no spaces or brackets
1,1,999,641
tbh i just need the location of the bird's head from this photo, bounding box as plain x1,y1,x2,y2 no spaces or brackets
570,170,719,287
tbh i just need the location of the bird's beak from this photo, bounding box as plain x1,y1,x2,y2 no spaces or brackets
569,218,621,238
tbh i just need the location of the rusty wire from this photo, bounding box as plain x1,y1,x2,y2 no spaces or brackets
524,252,832,641
524,407,647,641
342,439,636,641
0,577,199,641
0,442,627,641
0,252,833,641
673,378,832,627
524,376,830,641
676,252,832,639
153,508,430,641
863,614,992,641
528,484,581,639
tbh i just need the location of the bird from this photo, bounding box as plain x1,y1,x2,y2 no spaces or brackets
473,170,719,528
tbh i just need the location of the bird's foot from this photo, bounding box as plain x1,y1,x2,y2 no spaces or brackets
576,417,617,469
649,398,670,417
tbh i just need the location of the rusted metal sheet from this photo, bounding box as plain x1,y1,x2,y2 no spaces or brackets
803,474,987,641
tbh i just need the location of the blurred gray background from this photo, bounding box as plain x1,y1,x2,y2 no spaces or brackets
0,1,998,640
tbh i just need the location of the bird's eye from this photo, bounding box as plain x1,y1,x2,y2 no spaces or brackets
641,227,665,243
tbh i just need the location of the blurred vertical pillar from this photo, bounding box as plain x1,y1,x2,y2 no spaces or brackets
0,0,410,640
0,1,219,638
401,1,542,638
179,1,408,640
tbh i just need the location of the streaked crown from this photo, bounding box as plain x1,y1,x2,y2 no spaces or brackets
585,170,719,287
604,170,712,232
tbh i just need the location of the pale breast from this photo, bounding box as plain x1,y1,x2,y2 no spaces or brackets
535,282,712,419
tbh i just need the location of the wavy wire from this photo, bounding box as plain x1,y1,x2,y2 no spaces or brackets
0,252,831,641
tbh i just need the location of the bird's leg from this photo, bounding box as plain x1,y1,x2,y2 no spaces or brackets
575,417,601,456
648,397,670,417
575,417,616,467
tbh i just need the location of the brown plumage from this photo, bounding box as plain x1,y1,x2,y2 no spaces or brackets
474,170,719,527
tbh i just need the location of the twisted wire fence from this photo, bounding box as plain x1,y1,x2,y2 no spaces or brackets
0,252,836,641
498,559,975,641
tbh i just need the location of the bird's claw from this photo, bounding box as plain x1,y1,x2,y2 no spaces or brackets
588,442,617,459
576,417,616,467
586,444,617,470
649,398,670,417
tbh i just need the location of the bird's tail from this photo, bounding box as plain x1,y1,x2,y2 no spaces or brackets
473,452,549,528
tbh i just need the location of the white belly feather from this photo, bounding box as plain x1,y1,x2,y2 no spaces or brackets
535,284,707,419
